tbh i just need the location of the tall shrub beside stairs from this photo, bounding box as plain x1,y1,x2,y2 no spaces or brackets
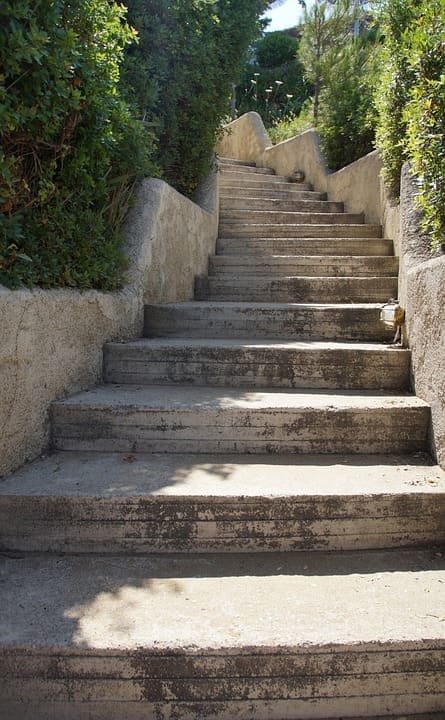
0,0,154,290
122,0,269,198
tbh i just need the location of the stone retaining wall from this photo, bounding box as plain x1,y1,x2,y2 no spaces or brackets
0,175,218,477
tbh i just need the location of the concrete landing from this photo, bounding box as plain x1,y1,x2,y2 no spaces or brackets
1,551,444,718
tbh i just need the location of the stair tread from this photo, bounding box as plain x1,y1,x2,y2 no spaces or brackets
1,451,443,499
1,550,444,650
106,338,405,352
54,384,428,410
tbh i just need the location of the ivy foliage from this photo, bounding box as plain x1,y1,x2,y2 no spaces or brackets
123,0,269,198
375,0,445,249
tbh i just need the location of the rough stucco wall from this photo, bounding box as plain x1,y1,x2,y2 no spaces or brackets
0,177,217,477
407,256,445,468
215,112,271,162
396,165,445,468
260,131,329,195
326,151,382,225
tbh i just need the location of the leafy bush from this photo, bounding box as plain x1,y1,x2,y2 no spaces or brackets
236,30,310,127
403,0,445,250
0,0,154,289
375,0,445,248
318,36,379,170
268,100,314,144
123,0,269,197
374,0,417,197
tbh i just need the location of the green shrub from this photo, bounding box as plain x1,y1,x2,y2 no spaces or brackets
403,0,445,250
374,0,417,197
236,30,310,127
375,0,445,248
318,36,379,170
123,0,268,198
0,0,154,289
268,100,314,144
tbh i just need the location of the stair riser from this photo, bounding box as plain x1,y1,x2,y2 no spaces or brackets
220,198,343,213
2,647,444,718
217,239,394,256
220,188,326,201
195,278,398,303
220,178,313,191
52,406,429,455
209,258,399,278
144,305,395,342
104,347,410,390
220,213,364,226
219,225,382,238
2,494,443,553
219,166,275,175
220,172,292,184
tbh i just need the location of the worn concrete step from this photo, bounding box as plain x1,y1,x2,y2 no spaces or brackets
1,551,444,718
209,256,399,278
220,196,344,213
144,302,395,342
216,236,394,256
219,170,292,184
1,453,444,553
195,276,398,303
218,157,257,166
220,211,365,227
103,339,410,390
220,186,325,201
220,177,313,191
51,385,430,455
219,224,382,239
219,164,275,175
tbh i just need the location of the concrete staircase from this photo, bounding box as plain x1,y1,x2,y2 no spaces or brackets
1,159,444,719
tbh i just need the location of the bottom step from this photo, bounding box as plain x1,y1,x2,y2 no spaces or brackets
1,551,444,719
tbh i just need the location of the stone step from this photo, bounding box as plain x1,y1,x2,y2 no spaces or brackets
103,339,410,391
220,186,325,201
220,210,364,226
216,237,394,256
209,256,399,278
195,276,398,303
220,196,344,213
219,209,364,226
1,452,444,553
220,176,313,191
219,164,275,175
1,550,444,718
220,170,293,184
219,224,382,239
144,302,395,342
51,385,430,455
218,156,256,166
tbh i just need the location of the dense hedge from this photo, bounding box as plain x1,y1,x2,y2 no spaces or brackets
123,0,268,198
318,34,379,171
375,0,445,249
1,0,267,289
0,0,153,289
